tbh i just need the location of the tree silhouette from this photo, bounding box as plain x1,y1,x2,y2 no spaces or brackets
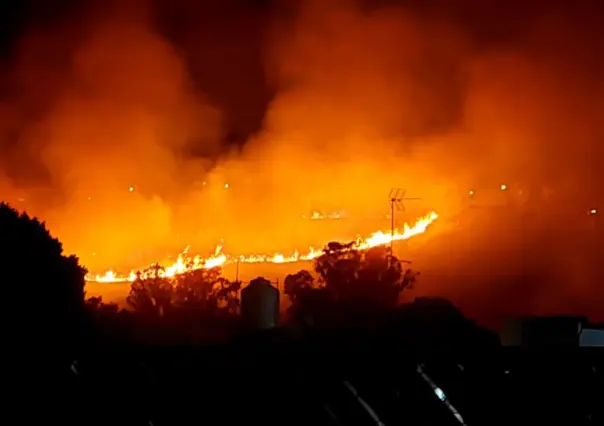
284,269,316,303
209,277,241,314
0,202,87,353
314,242,416,308
172,267,241,314
127,263,241,319
284,269,332,325
127,264,174,317
172,267,220,311
285,242,417,324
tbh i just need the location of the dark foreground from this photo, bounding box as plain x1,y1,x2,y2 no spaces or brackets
12,329,604,426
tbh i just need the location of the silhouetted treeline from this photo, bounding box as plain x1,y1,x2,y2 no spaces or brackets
0,201,497,350
83,232,498,352
4,202,604,426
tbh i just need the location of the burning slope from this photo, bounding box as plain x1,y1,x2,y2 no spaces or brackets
87,211,438,283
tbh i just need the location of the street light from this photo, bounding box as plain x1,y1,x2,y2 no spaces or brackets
500,184,507,191
590,208,597,216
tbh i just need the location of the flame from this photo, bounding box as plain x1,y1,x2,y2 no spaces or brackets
302,210,346,220
87,211,438,283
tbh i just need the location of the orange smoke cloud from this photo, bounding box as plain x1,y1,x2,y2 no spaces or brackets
2,3,224,271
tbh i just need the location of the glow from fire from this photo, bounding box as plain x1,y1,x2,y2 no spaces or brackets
87,211,438,283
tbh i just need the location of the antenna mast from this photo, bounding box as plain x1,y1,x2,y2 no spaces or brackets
388,188,421,260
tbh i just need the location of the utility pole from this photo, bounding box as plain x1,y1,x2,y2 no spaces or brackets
388,188,421,259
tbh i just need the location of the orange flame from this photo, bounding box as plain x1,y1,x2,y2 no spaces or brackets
87,211,438,283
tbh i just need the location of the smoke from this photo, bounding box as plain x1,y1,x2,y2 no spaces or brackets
1,1,224,270
2,0,604,322
214,0,604,322
201,0,473,256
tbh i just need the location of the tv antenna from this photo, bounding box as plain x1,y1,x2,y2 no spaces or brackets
388,188,421,258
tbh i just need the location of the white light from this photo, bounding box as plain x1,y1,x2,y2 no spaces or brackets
468,190,474,196
590,208,597,215
224,183,229,189
500,184,507,191
434,387,446,401
128,186,134,192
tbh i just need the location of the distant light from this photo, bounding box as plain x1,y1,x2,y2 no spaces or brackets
17,197,25,202
590,208,597,215
468,190,474,196
224,183,229,189
128,186,134,192
87,196,92,201
500,184,507,191
202,181,207,185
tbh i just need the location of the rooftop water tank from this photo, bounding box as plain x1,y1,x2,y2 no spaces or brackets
241,277,280,330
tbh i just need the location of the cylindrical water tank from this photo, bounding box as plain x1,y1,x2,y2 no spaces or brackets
241,277,280,330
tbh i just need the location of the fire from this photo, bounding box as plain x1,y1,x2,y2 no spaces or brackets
86,211,439,283
302,210,346,220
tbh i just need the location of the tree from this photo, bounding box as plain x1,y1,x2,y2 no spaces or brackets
314,242,417,308
172,267,220,311
209,277,241,314
172,267,241,314
127,264,174,317
0,202,88,353
127,263,241,318
284,242,418,324
284,269,333,325
284,269,316,303
313,242,360,296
